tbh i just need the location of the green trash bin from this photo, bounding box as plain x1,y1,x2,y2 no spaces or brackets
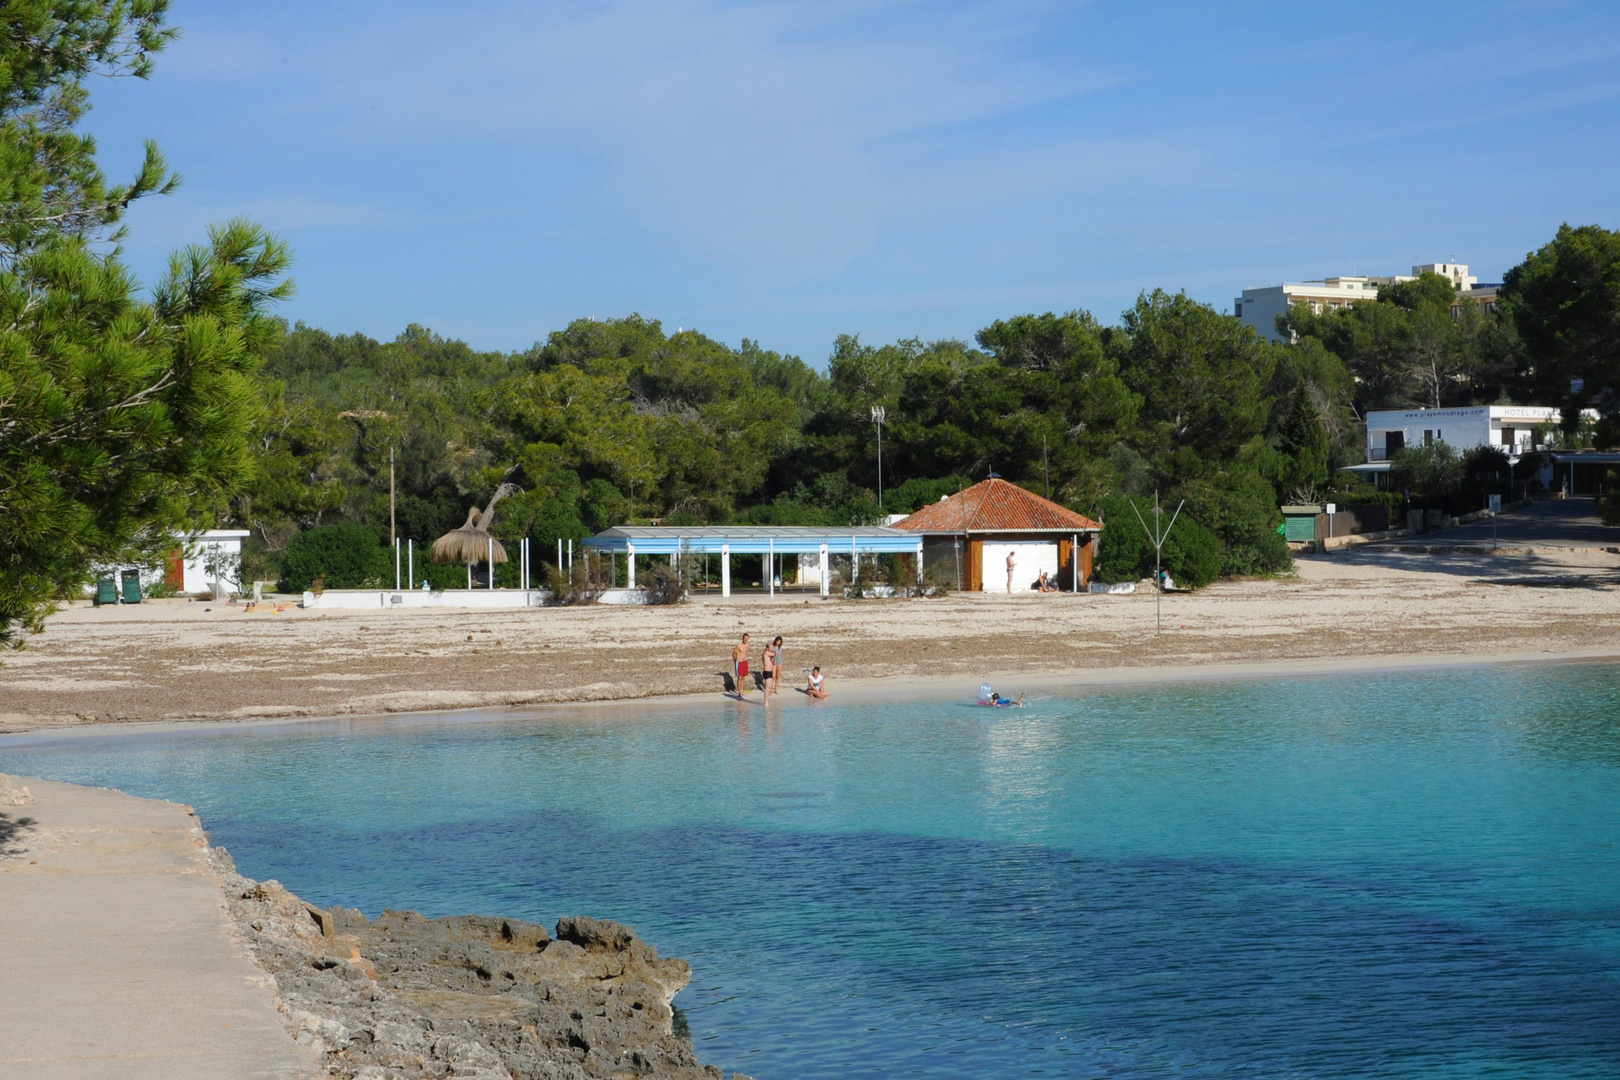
94,577,118,606
120,570,142,604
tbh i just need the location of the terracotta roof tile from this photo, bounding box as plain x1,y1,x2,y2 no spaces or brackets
893,478,1101,533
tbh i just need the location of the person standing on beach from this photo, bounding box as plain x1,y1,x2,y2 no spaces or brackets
1006,550,1016,593
731,633,751,695
763,635,783,701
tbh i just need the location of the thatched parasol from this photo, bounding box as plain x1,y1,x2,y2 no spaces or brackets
432,483,517,565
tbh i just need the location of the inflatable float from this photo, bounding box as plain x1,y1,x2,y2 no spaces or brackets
977,683,1025,708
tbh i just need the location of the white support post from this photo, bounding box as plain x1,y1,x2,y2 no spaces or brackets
408,539,414,589
395,538,401,590
768,538,775,597
487,537,494,588
916,540,924,586
721,543,731,598
851,536,858,586
558,538,563,574
627,541,636,589
568,539,573,571
1073,533,1079,592
819,542,829,598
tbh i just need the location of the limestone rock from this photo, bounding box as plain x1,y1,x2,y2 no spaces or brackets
210,847,716,1079
0,773,33,806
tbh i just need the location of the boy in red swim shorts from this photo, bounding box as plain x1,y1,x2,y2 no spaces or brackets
731,633,751,695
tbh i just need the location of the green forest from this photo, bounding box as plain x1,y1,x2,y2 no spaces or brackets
243,221,1620,594
3,3,1619,642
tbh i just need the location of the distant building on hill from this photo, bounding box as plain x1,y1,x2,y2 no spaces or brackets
891,478,1101,592
1236,262,1497,342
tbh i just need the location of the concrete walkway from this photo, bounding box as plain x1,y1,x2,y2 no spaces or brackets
0,778,314,1079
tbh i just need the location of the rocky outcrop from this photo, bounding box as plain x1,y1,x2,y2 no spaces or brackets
0,773,34,806
211,848,729,1080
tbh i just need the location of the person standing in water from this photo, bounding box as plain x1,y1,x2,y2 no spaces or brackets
731,633,751,695
1005,549,1017,593
763,635,783,701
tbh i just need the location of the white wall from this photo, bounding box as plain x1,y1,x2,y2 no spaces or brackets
794,552,823,588
181,531,249,595
980,541,1058,593
1365,408,1490,456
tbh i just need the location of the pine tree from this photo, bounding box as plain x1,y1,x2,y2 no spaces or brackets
0,2,291,648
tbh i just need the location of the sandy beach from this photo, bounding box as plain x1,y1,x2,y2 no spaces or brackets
3,546,1618,734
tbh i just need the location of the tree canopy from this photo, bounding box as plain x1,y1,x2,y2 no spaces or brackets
0,1,288,646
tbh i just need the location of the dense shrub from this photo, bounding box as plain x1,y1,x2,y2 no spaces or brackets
639,561,686,604
278,524,390,592
1173,471,1292,576
1093,494,1222,588
1388,441,1463,506
1602,470,1620,526
1159,521,1223,588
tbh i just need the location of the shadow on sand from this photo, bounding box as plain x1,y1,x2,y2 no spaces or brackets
1,811,36,856
1300,547,1620,588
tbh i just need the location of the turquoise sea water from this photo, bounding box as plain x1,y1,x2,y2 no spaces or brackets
4,664,1619,1078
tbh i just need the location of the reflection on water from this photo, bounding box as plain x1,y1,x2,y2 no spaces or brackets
4,663,1620,1078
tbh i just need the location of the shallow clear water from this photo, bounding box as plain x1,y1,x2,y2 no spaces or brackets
5,664,1620,1078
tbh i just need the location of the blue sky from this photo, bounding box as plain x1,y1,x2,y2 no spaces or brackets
90,0,1620,363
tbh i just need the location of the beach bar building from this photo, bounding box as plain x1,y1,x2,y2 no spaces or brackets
582,525,923,598
891,478,1102,592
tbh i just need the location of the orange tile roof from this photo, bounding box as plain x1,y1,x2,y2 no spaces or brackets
893,478,1102,533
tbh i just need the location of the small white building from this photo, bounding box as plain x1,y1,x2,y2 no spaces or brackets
1343,406,1566,487
169,529,250,596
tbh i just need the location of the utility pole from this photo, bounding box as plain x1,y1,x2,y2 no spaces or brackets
389,446,396,545
871,405,886,512
1129,490,1184,636
1043,435,1050,499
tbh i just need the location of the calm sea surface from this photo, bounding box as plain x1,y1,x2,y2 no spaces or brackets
4,664,1619,1078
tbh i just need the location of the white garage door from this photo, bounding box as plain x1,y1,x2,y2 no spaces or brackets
981,541,1058,593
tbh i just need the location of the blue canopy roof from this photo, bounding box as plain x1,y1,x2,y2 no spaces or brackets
583,525,922,556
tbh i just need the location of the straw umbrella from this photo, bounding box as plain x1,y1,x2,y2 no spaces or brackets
432,483,517,586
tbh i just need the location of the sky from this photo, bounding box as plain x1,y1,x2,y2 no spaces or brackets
89,0,1620,364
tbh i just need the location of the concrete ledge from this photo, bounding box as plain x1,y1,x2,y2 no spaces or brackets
1320,527,1414,550
300,589,549,609
596,588,654,605
0,778,316,1079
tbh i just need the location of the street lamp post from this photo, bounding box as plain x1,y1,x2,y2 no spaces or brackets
871,405,886,512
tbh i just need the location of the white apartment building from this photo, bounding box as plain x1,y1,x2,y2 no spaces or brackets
1342,406,1566,487
1236,263,1490,341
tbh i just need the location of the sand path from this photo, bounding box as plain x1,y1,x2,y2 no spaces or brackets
2,547,1618,732
0,777,314,1079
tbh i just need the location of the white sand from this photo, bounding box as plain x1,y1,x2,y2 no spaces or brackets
1,546,1616,733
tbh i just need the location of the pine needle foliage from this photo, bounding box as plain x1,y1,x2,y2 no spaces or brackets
0,2,290,648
